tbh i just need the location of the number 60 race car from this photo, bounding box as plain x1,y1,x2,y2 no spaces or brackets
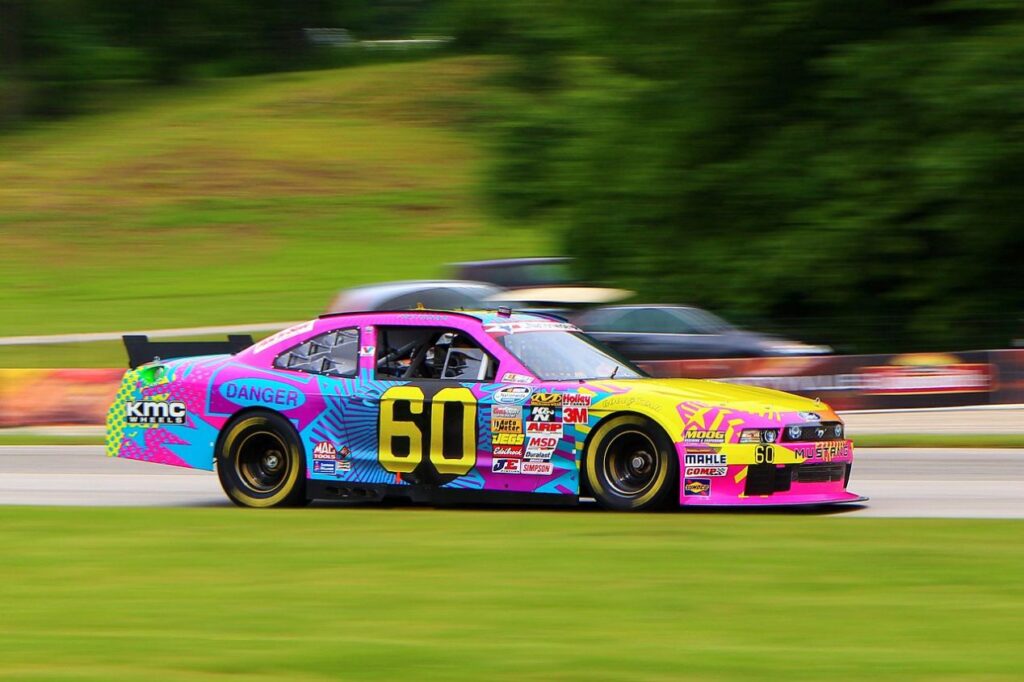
106,309,864,510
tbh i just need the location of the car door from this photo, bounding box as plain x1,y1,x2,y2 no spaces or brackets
373,326,494,488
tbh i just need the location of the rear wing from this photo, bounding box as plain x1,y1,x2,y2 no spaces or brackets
123,334,254,369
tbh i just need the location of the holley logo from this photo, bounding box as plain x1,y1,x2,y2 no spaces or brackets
220,378,305,409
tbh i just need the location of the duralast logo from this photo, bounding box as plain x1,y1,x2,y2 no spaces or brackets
125,401,187,425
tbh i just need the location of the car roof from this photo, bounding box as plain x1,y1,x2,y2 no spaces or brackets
319,308,563,325
450,257,570,268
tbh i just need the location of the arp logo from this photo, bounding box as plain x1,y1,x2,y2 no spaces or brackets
684,478,712,497
125,401,187,425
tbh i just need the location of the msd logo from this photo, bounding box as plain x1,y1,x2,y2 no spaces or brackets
125,401,187,425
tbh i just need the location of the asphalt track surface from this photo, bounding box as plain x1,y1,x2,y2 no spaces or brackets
0,446,1022,518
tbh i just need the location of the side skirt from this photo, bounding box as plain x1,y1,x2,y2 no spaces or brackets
306,480,578,508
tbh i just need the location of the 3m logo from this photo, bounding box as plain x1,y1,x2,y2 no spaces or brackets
562,406,588,424
125,401,187,425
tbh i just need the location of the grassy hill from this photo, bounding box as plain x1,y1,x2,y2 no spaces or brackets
0,57,549,339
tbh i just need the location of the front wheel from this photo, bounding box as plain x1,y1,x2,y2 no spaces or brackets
216,412,307,508
584,415,677,511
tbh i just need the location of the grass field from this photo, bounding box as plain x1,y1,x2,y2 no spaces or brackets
0,56,549,339
0,507,1021,680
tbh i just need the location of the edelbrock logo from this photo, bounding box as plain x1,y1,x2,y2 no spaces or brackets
125,401,187,425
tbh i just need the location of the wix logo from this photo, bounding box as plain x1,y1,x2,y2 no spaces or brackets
126,401,187,424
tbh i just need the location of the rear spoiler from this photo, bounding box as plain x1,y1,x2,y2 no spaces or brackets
123,334,254,369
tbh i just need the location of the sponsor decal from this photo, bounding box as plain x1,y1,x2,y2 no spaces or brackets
492,432,525,446
491,417,523,433
492,458,521,474
523,451,552,461
562,406,589,424
494,386,532,404
799,412,821,422
530,392,562,407
484,321,580,335
501,372,534,384
529,405,556,422
684,452,727,466
313,460,336,475
813,440,850,462
312,441,337,460
491,405,522,419
562,394,591,407
684,429,726,444
337,460,352,471
126,400,187,425
338,446,351,459
684,444,718,454
526,436,559,456
492,445,524,457
521,461,554,475
526,421,561,434
685,466,728,477
684,478,711,497
251,320,315,353
359,345,376,356
220,378,305,409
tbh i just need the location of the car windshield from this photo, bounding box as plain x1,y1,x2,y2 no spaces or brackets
499,331,646,381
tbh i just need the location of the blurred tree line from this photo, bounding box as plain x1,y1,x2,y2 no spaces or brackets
0,0,437,123
442,0,1024,351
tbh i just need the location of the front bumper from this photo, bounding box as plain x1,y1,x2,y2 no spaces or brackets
678,439,863,507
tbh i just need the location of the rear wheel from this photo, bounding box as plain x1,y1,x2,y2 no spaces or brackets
216,412,307,508
584,415,677,511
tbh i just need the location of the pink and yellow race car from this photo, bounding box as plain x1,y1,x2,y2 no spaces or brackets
107,309,864,510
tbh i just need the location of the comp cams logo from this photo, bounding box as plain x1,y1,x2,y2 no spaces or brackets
125,401,187,425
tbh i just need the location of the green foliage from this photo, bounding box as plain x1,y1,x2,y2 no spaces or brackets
454,0,1024,351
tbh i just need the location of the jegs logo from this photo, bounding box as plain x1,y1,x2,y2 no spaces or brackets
125,401,187,425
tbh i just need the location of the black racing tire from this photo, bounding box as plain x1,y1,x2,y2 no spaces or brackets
584,415,677,511
216,411,308,508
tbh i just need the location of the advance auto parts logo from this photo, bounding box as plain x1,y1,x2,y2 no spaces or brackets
860,354,995,395
126,400,187,425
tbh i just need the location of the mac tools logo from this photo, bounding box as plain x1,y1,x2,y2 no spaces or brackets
125,401,187,425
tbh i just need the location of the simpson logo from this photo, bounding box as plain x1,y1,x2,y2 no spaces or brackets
312,441,337,459
125,401,187,425
685,453,727,466
684,478,711,496
529,406,556,422
492,433,525,446
526,421,561,434
685,466,727,477
494,386,532,404
491,405,522,419
492,458,521,474
562,406,588,424
491,418,523,433
562,394,591,407
684,429,725,444
530,392,562,407
492,445,524,457
520,461,553,475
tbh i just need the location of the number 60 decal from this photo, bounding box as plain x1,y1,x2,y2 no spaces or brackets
754,444,775,464
378,385,478,476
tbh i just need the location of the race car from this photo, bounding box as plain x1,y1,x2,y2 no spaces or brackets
106,309,864,510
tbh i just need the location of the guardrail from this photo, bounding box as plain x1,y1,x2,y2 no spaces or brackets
2,349,1021,428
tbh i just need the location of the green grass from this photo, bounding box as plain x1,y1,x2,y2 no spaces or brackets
0,508,1020,681
0,56,550,339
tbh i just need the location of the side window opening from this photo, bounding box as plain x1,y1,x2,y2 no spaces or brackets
274,328,359,377
375,327,496,381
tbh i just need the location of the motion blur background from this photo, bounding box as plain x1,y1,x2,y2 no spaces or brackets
2,0,1022,358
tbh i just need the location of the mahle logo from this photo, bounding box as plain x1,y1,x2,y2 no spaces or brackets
125,401,187,425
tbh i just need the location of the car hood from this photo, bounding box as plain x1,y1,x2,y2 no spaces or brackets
591,378,831,416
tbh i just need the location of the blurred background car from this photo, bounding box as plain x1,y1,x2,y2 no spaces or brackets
451,257,633,309
327,280,502,314
574,305,832,360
